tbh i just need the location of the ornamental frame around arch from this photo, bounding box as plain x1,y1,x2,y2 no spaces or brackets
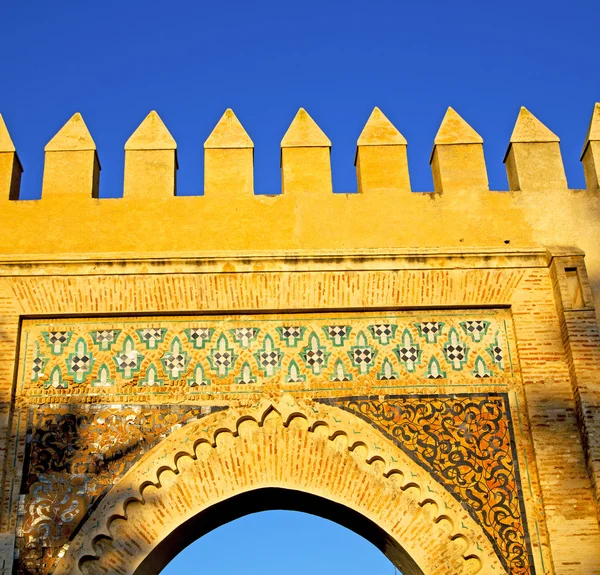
4,251,599,575
54,395,505,575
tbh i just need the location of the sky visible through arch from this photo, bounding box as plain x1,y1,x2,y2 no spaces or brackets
161,511,400,575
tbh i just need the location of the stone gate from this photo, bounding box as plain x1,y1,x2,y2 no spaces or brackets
0,104,600,574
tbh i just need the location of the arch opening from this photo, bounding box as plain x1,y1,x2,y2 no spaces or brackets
135,488,420,575
68,398,498,575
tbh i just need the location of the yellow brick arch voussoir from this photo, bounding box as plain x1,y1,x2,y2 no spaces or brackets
54,395,504,575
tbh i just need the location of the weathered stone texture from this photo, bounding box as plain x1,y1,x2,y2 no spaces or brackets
0,106,599,574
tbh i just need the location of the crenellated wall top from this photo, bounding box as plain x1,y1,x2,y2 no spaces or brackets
0,104,599,270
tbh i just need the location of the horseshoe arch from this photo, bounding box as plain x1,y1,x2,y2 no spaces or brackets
53,396,505,575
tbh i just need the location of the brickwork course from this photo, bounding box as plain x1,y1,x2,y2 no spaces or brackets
0,104,599,574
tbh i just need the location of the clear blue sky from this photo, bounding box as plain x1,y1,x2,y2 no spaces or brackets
161,511,397,575
1,0,598,200
1,1,596,572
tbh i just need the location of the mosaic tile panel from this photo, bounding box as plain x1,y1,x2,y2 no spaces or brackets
20,310,515,397
16,404,226,575
318,394,534,575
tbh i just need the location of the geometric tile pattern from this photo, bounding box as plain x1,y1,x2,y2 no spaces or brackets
22,311,513,395
319,394,534,575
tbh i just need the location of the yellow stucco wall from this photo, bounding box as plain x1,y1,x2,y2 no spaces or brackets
1,106,600,309
0,104,600,575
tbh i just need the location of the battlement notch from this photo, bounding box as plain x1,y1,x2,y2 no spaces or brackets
0,114,22,200
355,107,410,193
281,108,332,194
204,109,254,198
504,107,567,191
430,107,489,194
582,103,600,193
124,111,177,198
42,113,100,199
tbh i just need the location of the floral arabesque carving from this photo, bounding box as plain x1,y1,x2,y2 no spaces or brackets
55,395,505,575
17,404,226,575
320,394,533,575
